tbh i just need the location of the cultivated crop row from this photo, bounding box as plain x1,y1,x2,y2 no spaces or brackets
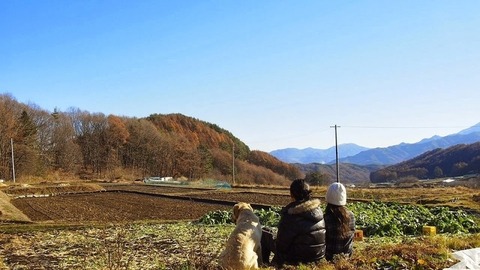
199,201,480,236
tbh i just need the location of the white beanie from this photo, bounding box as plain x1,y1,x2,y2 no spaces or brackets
326,182,347,206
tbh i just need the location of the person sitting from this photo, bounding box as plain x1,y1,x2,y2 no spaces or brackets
262,179,326,267
324,182,356,261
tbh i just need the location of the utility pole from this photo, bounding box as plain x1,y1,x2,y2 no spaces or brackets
232,143,235,185
11,138,15,183
330,125,340,183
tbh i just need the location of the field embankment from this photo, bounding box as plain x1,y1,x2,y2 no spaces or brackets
0,190,31,223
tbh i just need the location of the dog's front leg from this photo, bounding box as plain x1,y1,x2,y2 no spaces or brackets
255,243,263,267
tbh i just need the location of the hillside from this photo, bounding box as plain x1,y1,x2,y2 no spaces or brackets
146,114,301,184
296,163,384,184
0,94,300,186
371,142,480,183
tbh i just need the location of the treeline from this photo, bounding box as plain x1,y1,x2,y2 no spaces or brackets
0,94,300,185
370,142,480,183
295,163,384,184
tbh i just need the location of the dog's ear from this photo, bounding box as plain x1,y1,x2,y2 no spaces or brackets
232,203,240,223
232,202,253,223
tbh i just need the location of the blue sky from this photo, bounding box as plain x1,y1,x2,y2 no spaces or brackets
1,1,479,152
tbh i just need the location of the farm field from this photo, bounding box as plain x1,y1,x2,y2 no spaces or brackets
4,184,294,223
7,183,477,224
103,184,292,207
10,192,233,223
0,182,478,269
1,183,479,233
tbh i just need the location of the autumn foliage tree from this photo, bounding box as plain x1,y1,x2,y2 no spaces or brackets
0,94,303,185
247,150,302,180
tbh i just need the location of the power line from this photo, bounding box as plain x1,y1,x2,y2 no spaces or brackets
341,125,471,129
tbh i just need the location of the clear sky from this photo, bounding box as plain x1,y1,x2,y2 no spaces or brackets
1,1,479,152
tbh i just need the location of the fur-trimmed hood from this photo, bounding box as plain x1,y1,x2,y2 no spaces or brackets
287,199,321,214
283,199,324,222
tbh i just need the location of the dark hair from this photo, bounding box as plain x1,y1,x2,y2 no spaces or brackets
290,179,312,201
325,203,351,238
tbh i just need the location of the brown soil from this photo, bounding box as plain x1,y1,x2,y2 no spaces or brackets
186,191,292,206
8,184,291,223
101,184,213,194
5,183,480,224
11,192,233,223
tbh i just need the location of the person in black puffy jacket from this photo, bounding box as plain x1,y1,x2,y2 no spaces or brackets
262,179,326,267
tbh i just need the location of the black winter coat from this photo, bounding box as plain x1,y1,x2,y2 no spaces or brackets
274,199,326,265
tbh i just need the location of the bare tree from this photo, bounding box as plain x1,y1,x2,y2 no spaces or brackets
105,115,130,172
69,108,108,177
123,118,163,177
13,110,40,176
0,94,23,180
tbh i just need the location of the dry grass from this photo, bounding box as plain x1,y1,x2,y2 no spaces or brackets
263,234,480,270
0,191,31,223
0,222,478,270
344,186,480,213
14,170,81,183
1,183,105,198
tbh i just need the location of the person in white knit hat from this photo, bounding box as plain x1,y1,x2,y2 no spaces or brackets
324,182,356,261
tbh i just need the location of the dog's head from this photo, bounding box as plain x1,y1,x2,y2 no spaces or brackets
232,202,253,223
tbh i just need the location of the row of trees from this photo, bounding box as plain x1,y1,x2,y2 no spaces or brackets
0,94,300,185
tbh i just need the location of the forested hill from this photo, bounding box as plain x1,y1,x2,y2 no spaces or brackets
147,113,250,159
295,163,384,184
0,94,300,186
370,142,480,183
146,113,301,184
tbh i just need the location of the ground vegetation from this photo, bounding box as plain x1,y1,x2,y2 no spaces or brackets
0,182,478,269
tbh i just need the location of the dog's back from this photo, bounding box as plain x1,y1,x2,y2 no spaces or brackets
218,204,262,270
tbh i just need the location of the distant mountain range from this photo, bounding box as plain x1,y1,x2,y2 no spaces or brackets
371,141,480,183
269,143,370,164
271,123,480,165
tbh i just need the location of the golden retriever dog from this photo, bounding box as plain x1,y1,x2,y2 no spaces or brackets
218,202,263,270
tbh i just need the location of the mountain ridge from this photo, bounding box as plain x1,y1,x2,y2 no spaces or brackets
339,129,480,165
270,122,480,166
370,141,480,183
270,143,370,164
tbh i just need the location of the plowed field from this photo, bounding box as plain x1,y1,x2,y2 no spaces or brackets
12,192,233,222
10,184,291,223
